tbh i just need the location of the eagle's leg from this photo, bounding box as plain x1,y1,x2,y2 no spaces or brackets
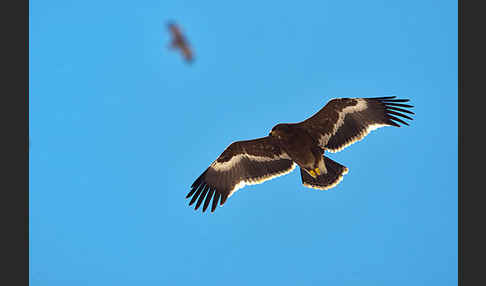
303,158,326,179
309,160,326,177
311,147,327,175
316,157,327,175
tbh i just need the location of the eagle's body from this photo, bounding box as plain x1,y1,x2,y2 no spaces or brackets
270,123,326,177
186,96,414,213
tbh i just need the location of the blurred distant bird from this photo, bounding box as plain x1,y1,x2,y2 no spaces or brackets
186,96,414,213
167,21,194,63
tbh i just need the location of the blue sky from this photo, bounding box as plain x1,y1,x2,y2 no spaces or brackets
30,1,457,285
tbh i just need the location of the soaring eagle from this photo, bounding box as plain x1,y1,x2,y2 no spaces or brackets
186,96,414,213
167,21,194,63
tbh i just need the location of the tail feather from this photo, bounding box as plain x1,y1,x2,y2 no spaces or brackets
301,156,348,190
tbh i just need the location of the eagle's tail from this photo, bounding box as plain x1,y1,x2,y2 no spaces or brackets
300,156,349,190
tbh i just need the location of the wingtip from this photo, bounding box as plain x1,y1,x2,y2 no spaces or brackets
384,98,411,103
219,195,228,206
371,96,397,100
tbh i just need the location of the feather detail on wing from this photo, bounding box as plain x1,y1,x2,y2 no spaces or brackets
297,96,414,152
186,137,296,213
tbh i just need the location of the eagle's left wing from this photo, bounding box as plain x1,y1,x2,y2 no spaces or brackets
186,136,296,213
296,96,414,152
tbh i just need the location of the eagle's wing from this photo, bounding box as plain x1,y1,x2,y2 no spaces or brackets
186,136,296,213
296,96,414,152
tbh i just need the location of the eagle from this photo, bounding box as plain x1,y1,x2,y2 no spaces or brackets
186,96,414,213
167,21,194,63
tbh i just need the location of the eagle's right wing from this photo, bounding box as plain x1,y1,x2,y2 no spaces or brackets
186,136,296,213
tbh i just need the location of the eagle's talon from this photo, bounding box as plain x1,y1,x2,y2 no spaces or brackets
309,169,317,178
315,168,321,175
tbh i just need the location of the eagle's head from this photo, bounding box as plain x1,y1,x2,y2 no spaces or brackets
270,124,292,139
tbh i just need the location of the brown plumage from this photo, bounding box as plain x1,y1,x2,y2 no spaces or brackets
167,22,194,63
187,96,414,213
